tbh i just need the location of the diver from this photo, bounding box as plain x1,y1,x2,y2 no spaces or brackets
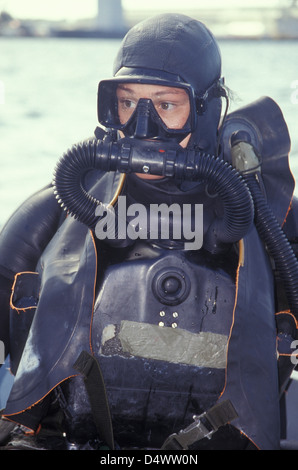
0,13,298,450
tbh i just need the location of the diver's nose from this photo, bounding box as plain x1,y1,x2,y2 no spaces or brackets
133,99,159,139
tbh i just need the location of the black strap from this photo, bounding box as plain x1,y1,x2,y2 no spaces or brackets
161,399,238,450
73,351,114,450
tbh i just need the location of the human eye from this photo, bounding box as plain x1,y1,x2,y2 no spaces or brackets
159,102,175,111
119,98,137,110
155,101,177,118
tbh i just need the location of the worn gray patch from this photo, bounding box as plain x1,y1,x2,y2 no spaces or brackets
100,324,129,357
118,320,228,369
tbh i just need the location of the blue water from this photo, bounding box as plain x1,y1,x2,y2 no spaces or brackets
0,37,297,226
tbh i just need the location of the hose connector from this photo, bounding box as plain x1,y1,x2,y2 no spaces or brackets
231,130,261,174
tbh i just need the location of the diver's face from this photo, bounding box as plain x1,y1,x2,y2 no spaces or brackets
116,83,191,179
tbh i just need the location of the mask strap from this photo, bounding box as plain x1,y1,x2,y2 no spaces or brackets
216,90,229,157
196,77,226,115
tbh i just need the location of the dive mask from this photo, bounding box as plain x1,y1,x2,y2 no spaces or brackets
97,74,225,143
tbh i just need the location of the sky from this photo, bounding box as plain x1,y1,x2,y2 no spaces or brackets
1,0,284,21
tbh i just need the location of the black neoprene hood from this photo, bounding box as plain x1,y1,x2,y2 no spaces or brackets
106,13,224,154
113,13,222,95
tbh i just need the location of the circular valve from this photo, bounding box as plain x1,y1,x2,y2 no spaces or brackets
152,267,191,306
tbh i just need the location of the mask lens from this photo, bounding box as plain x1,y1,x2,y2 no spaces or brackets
98,81,120,128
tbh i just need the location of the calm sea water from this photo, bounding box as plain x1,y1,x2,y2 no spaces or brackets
0,37,297,226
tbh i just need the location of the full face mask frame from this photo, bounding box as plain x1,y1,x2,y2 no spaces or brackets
97,75,225,143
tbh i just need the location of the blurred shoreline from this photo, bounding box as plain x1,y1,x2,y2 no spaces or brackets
1,6,298,40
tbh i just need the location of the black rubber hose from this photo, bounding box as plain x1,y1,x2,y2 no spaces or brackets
52,138,254,244
245,174,298,318
53,139,100,228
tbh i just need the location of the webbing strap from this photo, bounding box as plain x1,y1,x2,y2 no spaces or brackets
161,399,238,450
74,351,114,450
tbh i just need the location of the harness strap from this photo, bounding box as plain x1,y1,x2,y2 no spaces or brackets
73,351,114,450
161,399,238,450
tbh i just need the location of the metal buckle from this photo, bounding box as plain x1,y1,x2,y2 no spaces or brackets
161,411,216,450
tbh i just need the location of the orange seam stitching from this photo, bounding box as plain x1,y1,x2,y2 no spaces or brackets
87,174,126,355
219,241,242,398
2,374,79,427
282,195,293,227
276,310,298,329
89,229,97,356
9,271,39,312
